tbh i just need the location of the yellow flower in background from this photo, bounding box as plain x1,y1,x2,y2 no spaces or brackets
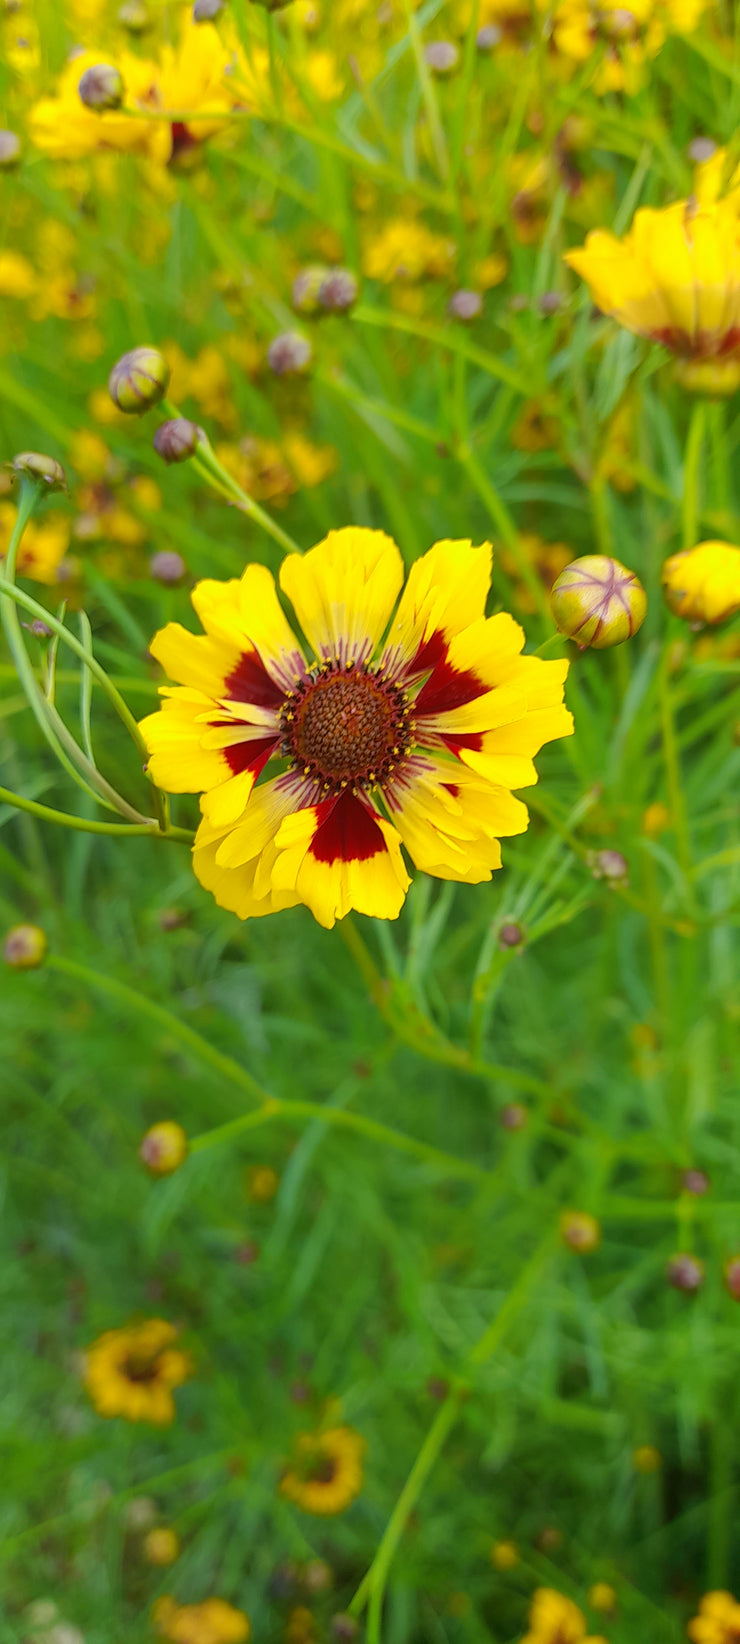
139,530,572,930
281,1424,365,1515
363,218,456,282
565,200,740,375
0,502,70,584
520,1588,607,1644
688,1590,740,1644
662,541,740,625
84,1319,191,1424
0,251,37,300
153,1596,251,1644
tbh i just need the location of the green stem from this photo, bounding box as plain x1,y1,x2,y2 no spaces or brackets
159,400,301,556
458,445,552,624
658,647,692,882
682,399,706,550
0,784,192,841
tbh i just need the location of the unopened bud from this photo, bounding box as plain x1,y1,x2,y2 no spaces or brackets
0,129,20,166
666,1251,704,1292
448,288,482,322
24,618,53,638
331,1618,359,1642
550,554,647,648
724,1256,740,1299
491,1540,519,1570
139,1120,189,1175
153,417,204,465
78,62,125,111
682,1168,709,1196
267,331,312,375
143,1526,180,1565
117,0,151,29
291,265,327,315
499,1102,528,1131
3,923,47,969
477,22,502,47
10,451,66,491
539,290,563,315
560,1209,601,1252
108,346,170,413
589,1584,616,1614
662,540,740,626
149,550,188,585
304,1559,332,1594
193,0,225,17
687,135,716,163
498,921,524,948
318,268,359,313
588,848,629,886
632,1444,661,1473
424,39,459,72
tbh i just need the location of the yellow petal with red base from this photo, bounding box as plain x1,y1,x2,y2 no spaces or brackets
382,538,493,678
271,790,410,928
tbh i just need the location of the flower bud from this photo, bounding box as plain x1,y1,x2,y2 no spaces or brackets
666,1251,704,1292
550,555,647,648
118,0,152,31
78,63,125,111
318,268,359,313
193,0,225,17
139,1121,189,1175
149,550,187,585
246,1163,279,1200
291,265,327,315
108,346,170,414
267,331,312,375
662,540,740,626
10,451,66,491
498,921,524,948
560,1209,601,1252
424,40,459,72
143,1526,180,1565
687,135,716,162
477,23,502,48
0,129,21,167
587,848,629,886
499,1102,528,1131
123,1496,158,1529
632,1444,661,1473
676,357,740,397
331,1619,359,1642
304,1559,332,1594
448,288,482,322
152,417,205,464
724,1256,740,1300
588,1584,616,1614
491,1540,519,1570
3,922,47,969
682,1168,709,1196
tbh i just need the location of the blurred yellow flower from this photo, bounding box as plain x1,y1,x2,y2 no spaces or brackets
688,1590,740,1643
281,1425,366,1515
632,1443,661,1472
491,1538,519,1569
153,1596,251,1644
143,1526,181,1565
0,251,37,299
84,1319,191,1424
0,502,69,584
662,541,740,625
521,1588,607,1643
363,218,456,282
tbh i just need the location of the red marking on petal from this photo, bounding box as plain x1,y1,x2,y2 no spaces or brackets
223,734,280,777
439,732,484,754
415,653,487,716
405,629,446,678
171,121,197,156
310,789,387,864
224,650,285,710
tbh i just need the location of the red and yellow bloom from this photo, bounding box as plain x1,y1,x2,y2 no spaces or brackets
140,529,573,929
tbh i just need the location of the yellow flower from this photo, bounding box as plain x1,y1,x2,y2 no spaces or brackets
143,1526,181,1565
84,1319,191,1424
154,1596,251,1644
363,218,456,282
520,1588,607,1644
0,502,69,584
491,1539,519,1569
139,531,573,930
688,1591,740,1644
246,1164,280,1201
280,1425,365,1515
662,541,740,625
0,251,37,299
565,200,740,374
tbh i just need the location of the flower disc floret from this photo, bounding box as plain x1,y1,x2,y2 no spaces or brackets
282,662,413,790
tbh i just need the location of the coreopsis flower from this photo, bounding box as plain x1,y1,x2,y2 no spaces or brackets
139,530,573,929
0,501,70,584
662,541,740,625
281,1425,365,1515
84,1320,191,1423
565,199,740,392
688,1590,740,1644
520,1589,607,1644
362,218,456,282
153,1597,251,1644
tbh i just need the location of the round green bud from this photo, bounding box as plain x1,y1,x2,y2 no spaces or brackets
0,129,21,167
139,1120,189,1175
78,63,125,111
550,554,647,649
108,347,171,414
3,923,47,969
152,417,205,464
10,451,67,491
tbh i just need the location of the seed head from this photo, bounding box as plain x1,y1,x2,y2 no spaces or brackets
149,550,188,585
78,62,125,111
3,922,47,969
550,554,647,648
152,417,205,464
560,1209,601,1253
0,129,21,166
687,136,716,163
666,1251,704,1292
267,331,313,375
108,346,171,413
139,1120,189,1175
477,22,502,47
448,288,482,322
318,268,359,313
424,39,459,72
10,451,67,491
682,1168,709,1196
304,1559,332,1594
291,265,328,315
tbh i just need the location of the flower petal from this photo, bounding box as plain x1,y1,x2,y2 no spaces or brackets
381,538,493,679
193,563,305,695
271,789,410,928
280,527,404,666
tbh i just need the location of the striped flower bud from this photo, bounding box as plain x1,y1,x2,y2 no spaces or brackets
11,451,66,491
550,554,647,649
153,418,205,464
78,63,125,111
108,346,170,414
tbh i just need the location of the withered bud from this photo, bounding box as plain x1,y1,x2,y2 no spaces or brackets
331,1618,360,1641
153,417,205,464
235,1240,260,1265
318,268,359,313
149,550,188,585
248,0,293,10
0,129,21,166
448,288,482,322
588,848,629,886
117,0,152,29
267,330,312,375
158,906,189,931
291,265,327,315
10,451,67,491
666,1252,704,1292
193,0,225,17
23,618,53,638
78,62,125,111
550,554,647,648
498,921,524,948
424,39,459,72
3,923,47,969
108,346,170,413
139,1120,189,1175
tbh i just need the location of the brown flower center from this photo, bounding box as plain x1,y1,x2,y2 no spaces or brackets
123,1351,162,1385
281,663,413,792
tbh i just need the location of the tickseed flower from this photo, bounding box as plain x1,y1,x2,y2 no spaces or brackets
565,199,740,393
153,1597,251,1644
143,1526,180,1565
662,542,740,626
520,1588,607,1644
551,555,647,648
139,531,573,929
688,1591,740,1643
84,1320,191,1424
280,1425,365,1515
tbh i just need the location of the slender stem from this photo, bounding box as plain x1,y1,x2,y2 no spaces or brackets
658,647,692,882
159,400,302,556
0,784,192,841
682,399,706,549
